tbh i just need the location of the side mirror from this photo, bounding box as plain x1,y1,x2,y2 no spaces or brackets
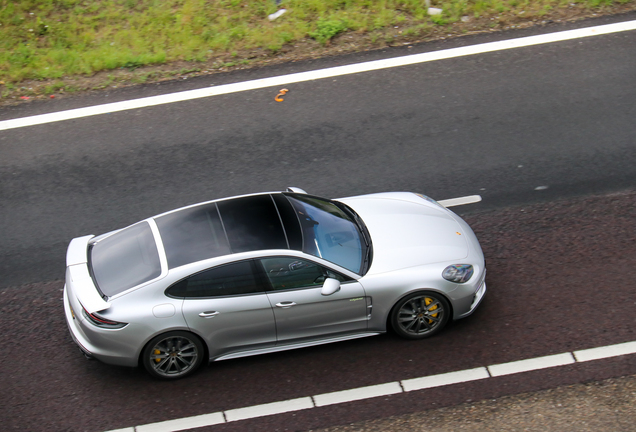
321,278,341,296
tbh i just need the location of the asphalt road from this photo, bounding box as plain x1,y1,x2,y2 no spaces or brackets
1,13,635,432
2,191,635,432
2,13,635,290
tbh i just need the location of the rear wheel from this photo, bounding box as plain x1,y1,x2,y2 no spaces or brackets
391,292,450,339
142,331,204,379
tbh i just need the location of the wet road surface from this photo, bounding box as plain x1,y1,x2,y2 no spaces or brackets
2,190,635,432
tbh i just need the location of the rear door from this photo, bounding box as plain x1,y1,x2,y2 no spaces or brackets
171,260,276,359
258,257,368,343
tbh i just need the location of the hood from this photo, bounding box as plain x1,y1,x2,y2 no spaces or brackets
338,193,469,275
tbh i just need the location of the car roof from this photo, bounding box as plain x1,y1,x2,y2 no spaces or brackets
153,192,302,269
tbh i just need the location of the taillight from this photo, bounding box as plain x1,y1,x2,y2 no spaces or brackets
81,306,127,329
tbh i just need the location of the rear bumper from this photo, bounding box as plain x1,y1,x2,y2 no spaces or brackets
63,285,139,367
64,286,93,357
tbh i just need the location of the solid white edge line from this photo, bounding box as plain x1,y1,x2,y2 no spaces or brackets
401,367,490,392
573,341,636,362
109,341,636,432
313,382,403,407
134,411,225,432
487,352,576,377
438,195,482,207
3,20,636,132
224,397,314,422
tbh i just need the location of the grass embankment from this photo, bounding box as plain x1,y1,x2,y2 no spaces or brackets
1,0,634,101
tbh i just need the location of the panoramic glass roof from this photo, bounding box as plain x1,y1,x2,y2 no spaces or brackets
154,195,290,269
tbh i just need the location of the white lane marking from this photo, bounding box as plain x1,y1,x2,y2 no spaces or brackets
313,382,403,407
487,353,576,377
401,367,490,392
3,20,636,132
224,397,314,422
135,412,225,432
574,340,636,362
438,195,482,207
104,340,636,432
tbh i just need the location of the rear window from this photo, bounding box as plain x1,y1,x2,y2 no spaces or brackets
90,222,162,297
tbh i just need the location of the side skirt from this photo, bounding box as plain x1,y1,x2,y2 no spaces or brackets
212,332,382,362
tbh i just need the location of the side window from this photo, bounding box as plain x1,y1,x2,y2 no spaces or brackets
167,260,263,298
259,257,351,291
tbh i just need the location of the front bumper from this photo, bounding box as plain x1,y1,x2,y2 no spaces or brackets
454,272,487,319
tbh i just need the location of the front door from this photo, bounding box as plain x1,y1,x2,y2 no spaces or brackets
258,257,368,343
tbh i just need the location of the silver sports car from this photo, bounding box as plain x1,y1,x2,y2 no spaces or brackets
64,189,486,379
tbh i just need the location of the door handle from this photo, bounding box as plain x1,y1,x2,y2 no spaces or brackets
199,311,219,318
275,302,296,308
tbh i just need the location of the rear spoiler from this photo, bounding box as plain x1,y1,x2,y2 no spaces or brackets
66,235,111,313
66,235,94,266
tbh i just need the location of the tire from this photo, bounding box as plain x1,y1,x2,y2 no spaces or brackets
142,331,205,380
391,291,450,339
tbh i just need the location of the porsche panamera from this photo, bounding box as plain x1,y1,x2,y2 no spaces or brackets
64,188,486,379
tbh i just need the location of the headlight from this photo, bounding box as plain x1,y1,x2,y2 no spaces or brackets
442,264,474,283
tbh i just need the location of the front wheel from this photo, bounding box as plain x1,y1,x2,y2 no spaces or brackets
142,331,205,379
391,292,450,339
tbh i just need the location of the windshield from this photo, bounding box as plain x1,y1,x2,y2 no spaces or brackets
89,222,162,297
284,194,366,274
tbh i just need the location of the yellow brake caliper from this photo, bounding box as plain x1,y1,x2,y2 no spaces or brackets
154,349,161,363
425,297,438,324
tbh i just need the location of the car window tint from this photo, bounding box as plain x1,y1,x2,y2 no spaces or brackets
272,194,302,250
259,257,351,291
155,203,231,269
217,195,288,253
168,260,262,298
90,222,162,296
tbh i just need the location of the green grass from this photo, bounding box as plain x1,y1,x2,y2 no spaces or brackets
0,0,633,91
